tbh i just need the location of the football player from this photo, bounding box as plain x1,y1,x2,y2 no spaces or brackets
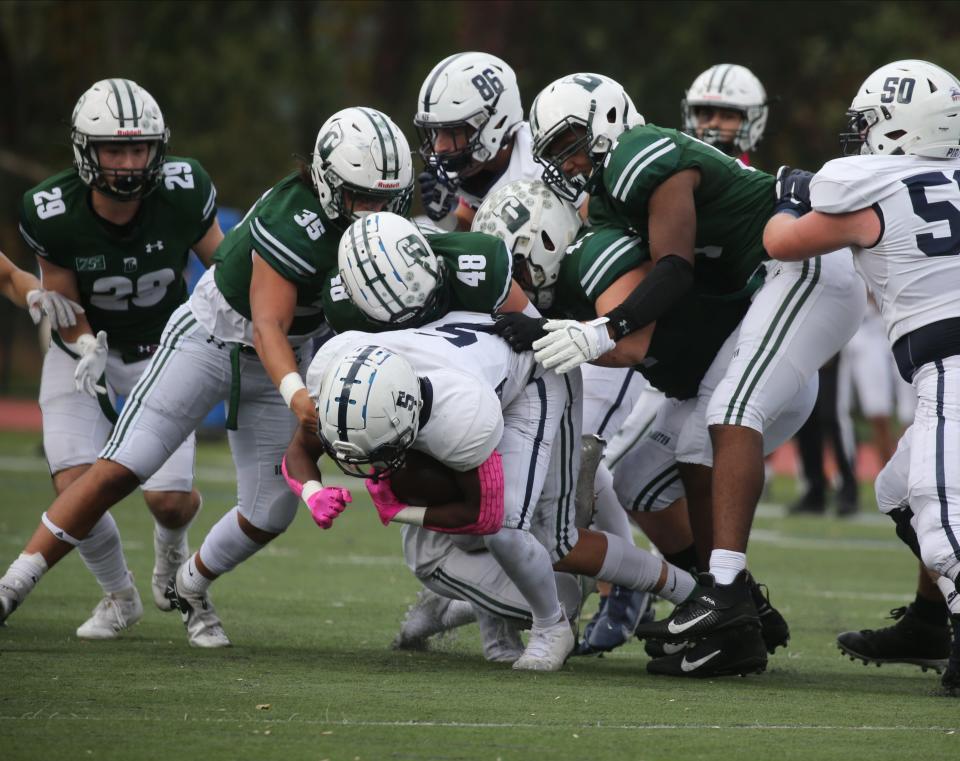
0,107,413,648
508,73,865,676
681,64,768,163
15,79,223,639
763,59,960,694
414,52,542,230
0,250,83,328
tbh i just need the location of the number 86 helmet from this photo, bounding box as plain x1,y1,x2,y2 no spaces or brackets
415,52,524,177
316,345,422,478
840,59,960,158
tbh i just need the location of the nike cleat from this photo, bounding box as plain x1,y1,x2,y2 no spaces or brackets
837,605,950,674
634,570,758,643
749,576,790,654
647,624,767,678
644,638,687,658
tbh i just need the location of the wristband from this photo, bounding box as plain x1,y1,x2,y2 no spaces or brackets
301,480,324,503
391,507,427,526
279,372,306,408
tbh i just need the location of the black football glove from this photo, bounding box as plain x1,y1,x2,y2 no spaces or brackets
492,312,549,352
418,170,457,222
774,165,814,217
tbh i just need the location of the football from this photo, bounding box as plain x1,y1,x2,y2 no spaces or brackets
389,450,464,506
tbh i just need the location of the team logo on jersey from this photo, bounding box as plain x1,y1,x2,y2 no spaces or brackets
123,257,138,273
145,240,164,253
75,255,106,272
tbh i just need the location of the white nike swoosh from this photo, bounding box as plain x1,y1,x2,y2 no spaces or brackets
667,611,712,635
681,649,722,672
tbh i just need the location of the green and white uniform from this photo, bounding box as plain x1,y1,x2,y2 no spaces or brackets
21,157,216,487
583,127,866,510
102,173,340,537
322,232,511,334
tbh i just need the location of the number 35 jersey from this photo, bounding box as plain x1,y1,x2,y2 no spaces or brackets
19,157,217,351
812,155,960,343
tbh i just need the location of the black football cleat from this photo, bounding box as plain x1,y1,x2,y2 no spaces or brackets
837,605,950,673
647,624,767,678
748,575,790,654
634,570,759,643
940,615,960,695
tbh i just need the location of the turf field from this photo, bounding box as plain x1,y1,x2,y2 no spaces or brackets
0,430,956,761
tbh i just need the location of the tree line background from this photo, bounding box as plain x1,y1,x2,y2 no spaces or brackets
1,0,959,392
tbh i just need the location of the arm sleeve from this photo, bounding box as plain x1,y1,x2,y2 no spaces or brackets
603,255,694,340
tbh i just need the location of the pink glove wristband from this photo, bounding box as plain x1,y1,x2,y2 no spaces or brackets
365,477,410,526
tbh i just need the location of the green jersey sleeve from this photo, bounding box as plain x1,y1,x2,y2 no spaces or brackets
321,271,386,334
427,232,513,312
601,126,681,218
248,194,330,286
562,227,648,305
160,157,219,242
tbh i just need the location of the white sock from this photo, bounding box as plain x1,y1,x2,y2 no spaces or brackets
154,496,201,550
484,528,562,629
179,554,211,595
597,532,659,590
936,574,960,615
661,562,697,604
197,506,262,577
0,552,48,603
441,600,477,629
710,549,747,585
77,513,133,594
591,464,635,544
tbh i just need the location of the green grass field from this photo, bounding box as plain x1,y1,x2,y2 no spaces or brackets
0,429,956,761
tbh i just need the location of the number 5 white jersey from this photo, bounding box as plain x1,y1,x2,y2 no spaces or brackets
811,154,960,343
305,310,539,471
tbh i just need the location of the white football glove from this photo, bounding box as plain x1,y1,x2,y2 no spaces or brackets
26,289,84,330
73,331,108,397
532,317,616,374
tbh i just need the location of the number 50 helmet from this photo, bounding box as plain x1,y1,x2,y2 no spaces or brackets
415,52,524,177
840,59,960,158
338,212,446,326
311,107,414,225
472,180,581,311
529,73,644,202
681,64,768,155
316,345,422,478
71,78,169,200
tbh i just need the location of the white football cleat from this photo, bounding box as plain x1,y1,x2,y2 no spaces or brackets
152,529,189,611
476,608,525,663
512,616,575,671
0,588,18,626
165,564,231,648
392,588,454,650
76,584,144,640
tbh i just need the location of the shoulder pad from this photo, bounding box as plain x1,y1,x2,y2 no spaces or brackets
602,126,680,204
811,156,899,213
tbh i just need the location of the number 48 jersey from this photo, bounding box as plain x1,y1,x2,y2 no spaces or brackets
19,157,217,351
812,155,960,343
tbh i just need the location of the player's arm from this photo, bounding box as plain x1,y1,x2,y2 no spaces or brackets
495,280,531,314
36,256,94,342
191,216,225,267
249,251,316,430
0,251,38,308
281,424,353,530
454,201,475,231
763,208,881,261
591,266,654,367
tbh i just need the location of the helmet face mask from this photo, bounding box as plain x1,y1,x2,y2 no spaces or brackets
316,346,422,480
681,64,767,155
71,78,169,200
310,107,414,227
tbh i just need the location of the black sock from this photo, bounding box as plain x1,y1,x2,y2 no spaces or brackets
663,545,699,575
911,593,949,626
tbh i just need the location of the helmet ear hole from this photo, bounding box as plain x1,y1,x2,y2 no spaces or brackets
541,230,556,252
885,129,906,140
606,107,617,124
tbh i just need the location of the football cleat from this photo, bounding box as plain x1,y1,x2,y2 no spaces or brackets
647,623,767,678
391,588,455,650
164,565,231,648
788,489,827,515
634,570,758,643
152,529,190,611
644,638,687,658
837,605,950,673
76,584,144,640
749,576,790,654
513,616,575,672
0,589,18,626
942,616,960,695
575,585,652,656
476,608,525,663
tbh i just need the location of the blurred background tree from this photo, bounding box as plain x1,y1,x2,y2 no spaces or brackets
1,0,959,392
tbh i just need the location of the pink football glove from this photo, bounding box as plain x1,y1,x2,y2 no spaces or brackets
305,487,352,530
365,477,408,526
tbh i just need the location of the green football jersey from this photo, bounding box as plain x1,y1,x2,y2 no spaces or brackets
322,231,511,334
213,173,341,338
555,227,749,400
589,124,774,300
19,157,217,350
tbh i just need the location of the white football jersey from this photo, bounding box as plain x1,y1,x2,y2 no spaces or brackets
458,122,543,210
306,311,537,471
812,154,960,343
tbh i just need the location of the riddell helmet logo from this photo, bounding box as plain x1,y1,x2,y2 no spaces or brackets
376,180,401,189
950,87,960,103
115,129,143,136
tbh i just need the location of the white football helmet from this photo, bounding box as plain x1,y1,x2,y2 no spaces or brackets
338,212,446,325
529,73,644,201
317,345,422,478
71,78,169,200
311,107,414,225
415,52,524,179
841,59,960,158
472,180,581,310
681,64,768,155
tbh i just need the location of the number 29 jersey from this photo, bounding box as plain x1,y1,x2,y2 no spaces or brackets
19,157,217,351
811,155,960,343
